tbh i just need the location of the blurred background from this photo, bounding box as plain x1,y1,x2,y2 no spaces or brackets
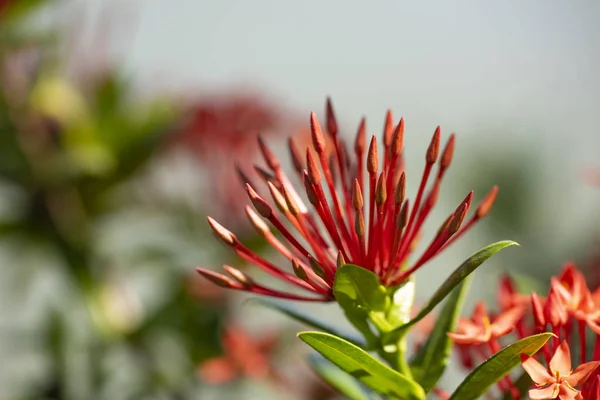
0,1,599,399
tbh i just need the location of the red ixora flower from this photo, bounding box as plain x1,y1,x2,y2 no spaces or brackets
521,341,599,400
197,99,498,301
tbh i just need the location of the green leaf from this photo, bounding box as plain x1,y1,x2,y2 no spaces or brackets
298,332,425,400
383,240,518,344
410,276,471,392
248,298,366,347
333,264,390,338
385,279,415,329
449,333,553,400
333,264,388,312
308,355,374,400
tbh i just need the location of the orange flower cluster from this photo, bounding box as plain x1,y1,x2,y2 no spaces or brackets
448,264,600,399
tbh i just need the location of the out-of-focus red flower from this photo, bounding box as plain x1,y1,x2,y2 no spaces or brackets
172,92,297,228
197,99,497,301
448,301,524,345
197,325,279,384
497,274,531,311
521,341,599,400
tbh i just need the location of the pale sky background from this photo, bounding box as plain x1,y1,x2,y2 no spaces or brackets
65,0,600,256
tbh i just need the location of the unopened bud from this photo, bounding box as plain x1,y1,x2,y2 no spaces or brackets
336,251,346,268
308,255,326,279
196,268,238,289
354,117,366,154
246,184,273,218
367,136,378,174
440,134,455,170
355,213,366,237
448,203,468,234
207,217,236,246
245,206,270,234
426,126,441,164
376,172,387,206
267,182,289,214
325,97,338,137
352,179,364,209
292,259,307,280
394,172,406,205
310,112,326,154
303,172,319,205
397,200,409,229
391,117,405,157
306,149,321,184
476,186,498,218
383,110,394,147
224,265,254,288
282,186,300,216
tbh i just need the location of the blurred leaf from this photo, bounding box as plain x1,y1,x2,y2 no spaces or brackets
308,355,374,400
0,0,52,23
449,333,553,400
410,276,471,392
299,331,425,400
383,240,518,345
250,298,366,347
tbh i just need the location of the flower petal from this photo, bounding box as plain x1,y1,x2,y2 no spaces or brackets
521,354,554,385
565,361,600,387
491,306,524,338
549,341,572,376
528,383,559,399
557,384,581,400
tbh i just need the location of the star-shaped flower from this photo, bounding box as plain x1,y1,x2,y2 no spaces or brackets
520,341,599,400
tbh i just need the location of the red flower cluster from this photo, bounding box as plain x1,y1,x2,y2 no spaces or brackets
448,264,600,399
197,100,498,301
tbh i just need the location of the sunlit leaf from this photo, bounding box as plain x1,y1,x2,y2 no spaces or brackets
299,331,425,400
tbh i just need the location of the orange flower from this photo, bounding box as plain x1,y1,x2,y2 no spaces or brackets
520,341,599,400
197,325,279,384
448,301,524,345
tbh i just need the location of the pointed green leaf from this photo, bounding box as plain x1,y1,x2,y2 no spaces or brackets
248,298,366,347
333,264,391,338
308,355,374,400
333,264,388,312
449,333,553,400
298,331,425,400
410,277,471,392
383,240,518,344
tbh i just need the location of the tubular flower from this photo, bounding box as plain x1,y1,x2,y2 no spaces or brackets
197,100,498,301
520,341,599,400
